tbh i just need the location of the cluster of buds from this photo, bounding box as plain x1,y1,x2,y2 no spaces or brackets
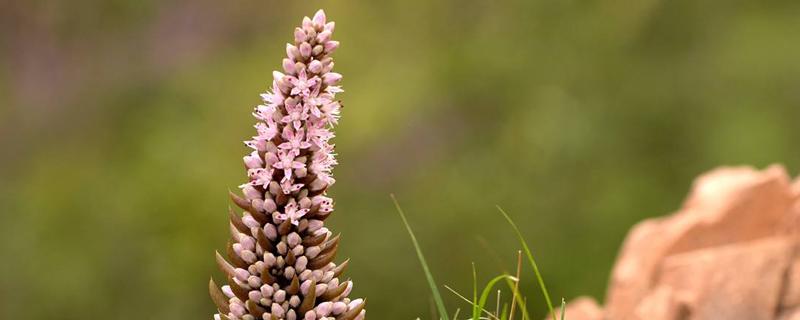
210,9,365,320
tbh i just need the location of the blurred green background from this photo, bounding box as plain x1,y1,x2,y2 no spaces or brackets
1,0,799,319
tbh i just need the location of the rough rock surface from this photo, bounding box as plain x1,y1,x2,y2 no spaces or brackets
557,165,800,320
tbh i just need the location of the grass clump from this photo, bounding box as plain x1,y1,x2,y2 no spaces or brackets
392,195,562,320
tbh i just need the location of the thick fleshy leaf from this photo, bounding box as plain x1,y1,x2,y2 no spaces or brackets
298,279,317,314
227,277,250,301
333,259,349,277
336,299,366,320
215,251,236,278
320,281,347,301
301,232,326,247
287,276,300,295
228,208,249,233
246,300,267,316
255,228,274,252
227,240,248,268
209,278,230,314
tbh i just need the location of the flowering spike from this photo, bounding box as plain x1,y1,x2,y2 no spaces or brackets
210,10,364,320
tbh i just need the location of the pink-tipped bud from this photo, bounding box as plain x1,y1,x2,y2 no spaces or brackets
230,302,246,317
312,9,326,27
286,44,300,60
282,58,296,74
324,21,335,32
273,70,285,82
322,72,342,85
300,280,312,295
295,256,308,271
264,223,278,240
243,151,264,169
234,268,250,282
294,27,306,43
222,285,235,298
308,60,323,74
348,298,364,309
304,311,316,320
332,301,347,315
324,40,339,53
260,284,274,297
271,303,285,318
248,290,263,302
315,302,333,316
287,232,301,247
299,42,312,59
242,215,259,228
316,30,332,44
242,184,262,200
302,16,312,28
274,289,286,303
263,198,277,213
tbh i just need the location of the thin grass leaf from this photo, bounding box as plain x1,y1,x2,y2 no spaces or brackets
477,274,517,317
502,278,531,320
393,194,449,320
560,298,566,320
444,285,500,320
495,290,500,318
473,263,479,320
521,297,529,320
496,206,556,320
508,251,522,320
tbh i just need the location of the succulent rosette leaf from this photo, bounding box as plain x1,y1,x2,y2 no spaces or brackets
210,9,365,320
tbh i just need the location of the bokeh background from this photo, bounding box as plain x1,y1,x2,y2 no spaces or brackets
1,0,799,319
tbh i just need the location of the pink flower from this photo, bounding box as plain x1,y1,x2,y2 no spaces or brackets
243,151,264,169
255,121,279,141
260,84,284,106
281,100,309,130
319,100,341,125
247,167,274,186
325,85,344,94
276,201,309,226
272,150,305,180
312,9,326,27
280,178,303,194
306,123,334,148
313,195,334,213
288,69,320,97
322,72,342,86
278,126,312,156
304,89,330,118
244,138,266,152
253,104,276,121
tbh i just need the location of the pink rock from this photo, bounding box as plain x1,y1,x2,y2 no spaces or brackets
604,165,799,320
656,237,794,320
779,308,800,320
782,255,800,311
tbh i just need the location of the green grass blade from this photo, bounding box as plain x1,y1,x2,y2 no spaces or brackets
503,278,530,320
444,285,500,320
496,206,556,320
560,298,566,320
392,194,449,320
478,274,517,315
472,263,479,320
